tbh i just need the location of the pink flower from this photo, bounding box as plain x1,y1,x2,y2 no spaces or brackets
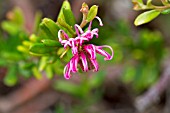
58,16,114,79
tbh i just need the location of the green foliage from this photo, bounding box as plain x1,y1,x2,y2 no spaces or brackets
42,18,60,38
161,9,170,14
133,0,170,25
57,0,76,37
29,43,57,56
53,70,106,98
121,29,163,93
0,8,33,86
4,66,18,86
41,39,61,47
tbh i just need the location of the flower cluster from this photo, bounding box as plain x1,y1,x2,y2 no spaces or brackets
58,16,114,79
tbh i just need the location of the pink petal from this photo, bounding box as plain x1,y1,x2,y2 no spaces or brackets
91,28,99,38
63,63,71,80
58,30,63,42
82,30,92,40
80,52,88,71
75,36,89,46
63,40,71,48
90,58,99,72
69,38,78,54
95,45,114,60
84,44,96,59
71,55,79,73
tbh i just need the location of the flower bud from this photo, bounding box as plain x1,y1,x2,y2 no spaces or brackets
80,2,89,14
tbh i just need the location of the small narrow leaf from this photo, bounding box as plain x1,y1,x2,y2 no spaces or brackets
22,41,32,47
147,0,152,5
8,7,24,26
39,22,55,39
4,66,18,86
39,57,48,71
161,9,170,14
86,5,98,22
33,11,42,33
134,10,160,26
41,39,61,47
17,45,29,53
63,8,76,26
29,34,39,42
57,0,71,21
29,43,55,55
58,18,75,35
46,65,54,79
32,67,42,79
1,21,20,35
42,18,60,38
161,0,169,5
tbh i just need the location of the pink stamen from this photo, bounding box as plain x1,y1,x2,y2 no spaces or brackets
96,45,114,60
84,44,96,59
75,24,84,35
80,52,88,71
63,63,71,80
88,21,92,30
90,58,99,72
96,16,103,26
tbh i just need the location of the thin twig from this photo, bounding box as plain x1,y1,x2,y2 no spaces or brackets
135,60,170,112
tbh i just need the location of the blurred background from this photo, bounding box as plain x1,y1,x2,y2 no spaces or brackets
0,0,170,113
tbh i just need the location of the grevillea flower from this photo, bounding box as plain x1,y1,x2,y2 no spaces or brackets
58,16,114,79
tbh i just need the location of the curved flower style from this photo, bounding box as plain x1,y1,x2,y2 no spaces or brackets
58,16,114,79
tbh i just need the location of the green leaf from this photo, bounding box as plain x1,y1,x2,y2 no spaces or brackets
29,34,39,42
17,45,29,53
39,22,55,40
161,9,170,14
134,10,160,26
161,0,169,5
41,39,61,47
57,0,71,21
137,0,143,4
4,66,18,86
58,18,75,35
29,43,56,55
1,21,20,35
33,11,42,33
39,57,48,71
63,8,76,26
45,65,54,79
86,5,98,22
146,0,152,5
9,7,24,26
32,66,42,79
42,18,60,38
